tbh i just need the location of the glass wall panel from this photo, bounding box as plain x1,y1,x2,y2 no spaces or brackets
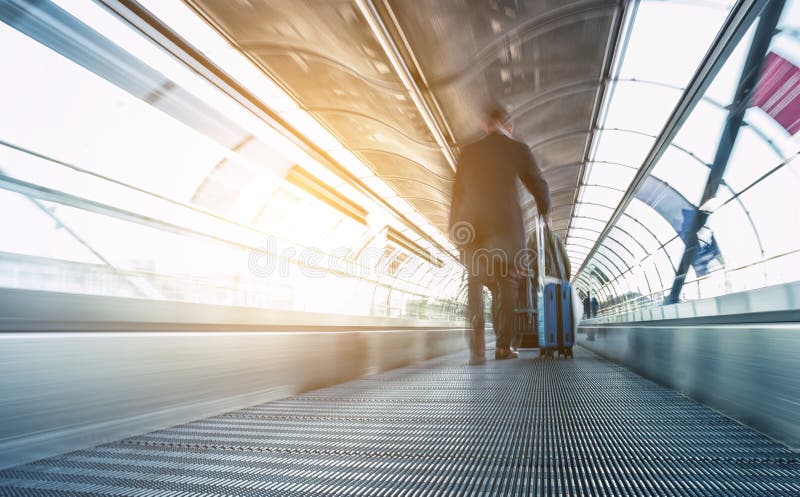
603,82,682,135
567,248,590,258
736,165,800,258
596,246,628,276
625,200,680,245
578,0,800,315
567,240,595,252
724,125,786,191
609,226,648,261
584,162,637,191
568,228,602,243
570,217,608,233
671,100,728,165
578,186,625,208
603,236,637,266
614,216,661,253
664,237,686,268
591,130,655,171
650,149,711,206
705,200,763,268
574,203,614,219
567,0,736,270
616,1,734,86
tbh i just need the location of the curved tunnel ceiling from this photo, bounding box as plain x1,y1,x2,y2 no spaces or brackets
185,0,623,239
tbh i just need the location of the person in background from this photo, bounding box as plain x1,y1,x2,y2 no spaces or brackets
583,293,591,319
591,296,599,318
449,105,550,364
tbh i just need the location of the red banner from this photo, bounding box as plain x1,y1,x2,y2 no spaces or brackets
749,52,800,136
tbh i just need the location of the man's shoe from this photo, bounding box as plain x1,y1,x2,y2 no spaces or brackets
495,347,519,360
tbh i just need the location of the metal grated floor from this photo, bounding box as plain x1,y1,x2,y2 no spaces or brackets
1,347,798,496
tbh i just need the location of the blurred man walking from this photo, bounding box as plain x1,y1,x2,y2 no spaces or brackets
449,107,551,364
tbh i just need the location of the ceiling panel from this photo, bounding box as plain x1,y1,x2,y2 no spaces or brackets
188,0,621,240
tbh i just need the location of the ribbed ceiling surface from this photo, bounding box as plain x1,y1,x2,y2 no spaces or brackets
186,0,622,239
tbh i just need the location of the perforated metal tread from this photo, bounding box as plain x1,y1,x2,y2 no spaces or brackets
1,347,798,496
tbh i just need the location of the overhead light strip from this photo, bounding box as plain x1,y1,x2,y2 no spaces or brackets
354,0,458,171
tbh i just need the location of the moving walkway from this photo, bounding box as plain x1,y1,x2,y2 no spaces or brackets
1,346,798,496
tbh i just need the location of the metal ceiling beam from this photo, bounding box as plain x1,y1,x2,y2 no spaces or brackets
574,0,771,282
354,0,458,171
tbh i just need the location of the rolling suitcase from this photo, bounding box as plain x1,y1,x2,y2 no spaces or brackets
537,281,559,357
535,216,574,359
551,236,574,358
534,216,557,358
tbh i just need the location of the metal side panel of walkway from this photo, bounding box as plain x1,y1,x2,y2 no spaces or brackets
0,348,798,497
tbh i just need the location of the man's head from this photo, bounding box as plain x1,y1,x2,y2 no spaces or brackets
484,105,512,136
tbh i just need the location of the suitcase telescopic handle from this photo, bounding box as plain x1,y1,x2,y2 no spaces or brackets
535,215,546,291
535,214,547,340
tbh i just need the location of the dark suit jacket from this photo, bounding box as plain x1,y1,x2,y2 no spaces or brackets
449,132,550,263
